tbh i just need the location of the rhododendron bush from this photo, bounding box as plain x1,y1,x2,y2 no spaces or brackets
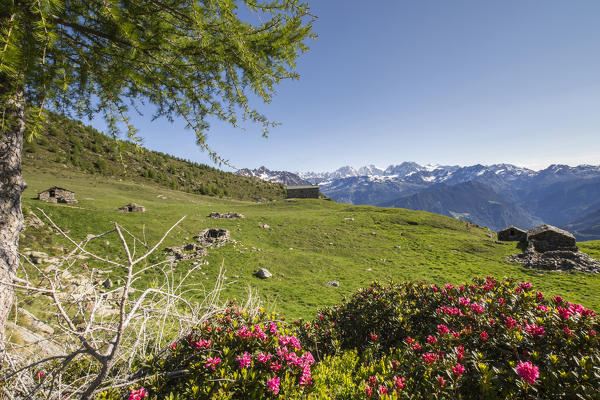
102,278,598,399
121,300,315,399
299,277,600,399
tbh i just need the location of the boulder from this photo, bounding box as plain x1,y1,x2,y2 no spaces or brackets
6,322,63,357
19,309,54,335
254,268,272,279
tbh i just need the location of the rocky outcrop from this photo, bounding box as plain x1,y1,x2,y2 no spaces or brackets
208,212,244,219
164,243,207,261
510,250,600,273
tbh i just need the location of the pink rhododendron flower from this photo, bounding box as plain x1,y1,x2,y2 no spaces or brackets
269,322,278,334
393,376,406,390
427,335,437,344
504,317,517,329
458,297,471,306
236,326,252,339
470,303,485,314
553,296,563,304
237,352,252,368
536,291,544,300
253,325,267,341
267,377,280,394
590,330,597,336
299,365,313,386
516,361,539,384
378,385,388,395
480,331,488,341
370,333,378,341
498,298,506,306
205,357,220,370
36,371,46,380
557,307,572,320
192,339,211,350
270,361,282,372
422,353,438,364
525,324,545,338
452,363,465,376
257,352,272,363
128,388,148,400
279,335,302,350
369,376,377,385
563,326,572,336
437,324,450,335
437,376,446,387
170,342,177,350
519,282,532,290
536,305,549,312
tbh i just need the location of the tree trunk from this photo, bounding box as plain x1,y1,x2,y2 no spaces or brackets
0,85,26,362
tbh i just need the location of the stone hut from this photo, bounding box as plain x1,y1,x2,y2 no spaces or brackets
526,224,577,253
118,203,146,212
37,187,77,204
497,226,527,242
286,185,319,199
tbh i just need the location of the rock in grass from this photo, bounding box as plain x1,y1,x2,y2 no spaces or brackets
327,280,340,287
254,268,272,279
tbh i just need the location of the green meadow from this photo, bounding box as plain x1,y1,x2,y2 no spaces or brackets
20,163,600,320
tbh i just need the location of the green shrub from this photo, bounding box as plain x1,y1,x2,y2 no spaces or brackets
299,278,600,399
117,301,315,399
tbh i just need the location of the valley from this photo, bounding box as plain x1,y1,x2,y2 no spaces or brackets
240,163,600,239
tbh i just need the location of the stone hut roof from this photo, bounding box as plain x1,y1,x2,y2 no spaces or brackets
38,186,74,194
498,226,526,235
286,185,319,190
527,224,575,240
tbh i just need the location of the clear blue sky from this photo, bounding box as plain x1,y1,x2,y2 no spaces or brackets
90,1,600,173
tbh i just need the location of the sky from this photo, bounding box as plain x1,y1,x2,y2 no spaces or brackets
89,1,600,173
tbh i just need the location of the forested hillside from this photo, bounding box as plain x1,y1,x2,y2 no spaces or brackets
23,113,285,201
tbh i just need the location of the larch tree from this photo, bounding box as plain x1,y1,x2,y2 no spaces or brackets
0,0,314,358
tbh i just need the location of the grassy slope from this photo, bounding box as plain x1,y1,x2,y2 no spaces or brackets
23,112,285,201
20,166,600,321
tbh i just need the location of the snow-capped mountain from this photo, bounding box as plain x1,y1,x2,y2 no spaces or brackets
236,166,311,186
237,163,600,237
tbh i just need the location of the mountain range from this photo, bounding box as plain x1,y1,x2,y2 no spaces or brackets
237,163,600,239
